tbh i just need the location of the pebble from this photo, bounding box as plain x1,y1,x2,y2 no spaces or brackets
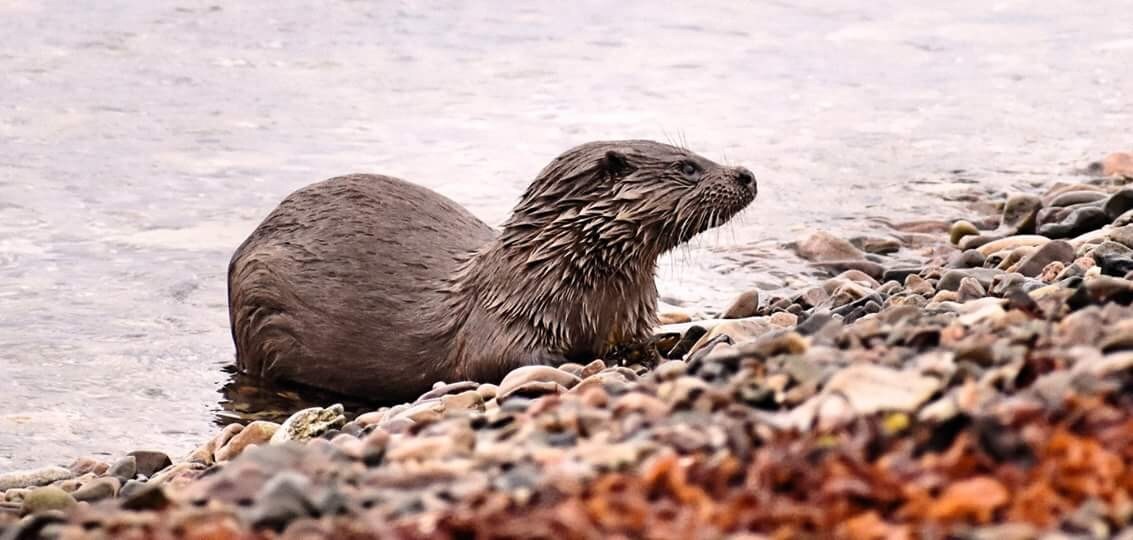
1038,206,1110,239
19,486,75,516
270,404,347,444
950,220,980,245
1014,240,1075,277
1089,151,1133,177
127,450,173,478
0,467,74,491
795,231,864,261
215,421,280,462
722,289,760,319
975,235,1049,257
70,477,119,503
498,366,581,401
999,193,1043,233
107,455,137,481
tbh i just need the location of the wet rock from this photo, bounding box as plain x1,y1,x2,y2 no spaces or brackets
0,467,73,491
1038,206,1110,239
1014,240,1075,277
19,487,75,516
948,249,986,269
783,364,942,430
417,381,479,401
796,231,864,261
440,390,485,413
1110,225,1133,250
215,421,280,462
120,482,170,511
811,260,886,280
950,220,980,245
938,268,1002,292
852,236,901,255
1049,190,1107,207
247,472,317,530
999,193,1042,234
67,457,107,477
126,451,172,478
107,456,136,481
957,277,987,303
70,477,119,503
1104,188,1133,220
975,235,1048,257
882,267,922,284
1091,241,1133,276
270,404,346,444
498,366,581,401
722,289,760,319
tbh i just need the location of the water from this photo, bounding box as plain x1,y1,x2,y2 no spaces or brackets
1,0,1130,470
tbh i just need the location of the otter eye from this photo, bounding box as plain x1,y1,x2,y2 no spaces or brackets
680,161,700,177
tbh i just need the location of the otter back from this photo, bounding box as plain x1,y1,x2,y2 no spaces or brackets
227,174,495,402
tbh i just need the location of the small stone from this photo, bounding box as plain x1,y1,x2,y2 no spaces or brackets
784,364,942,430
975,235,1048,257
1038,207,1110,239
1110,225,1133,249
0,467,74,491
248,472,316,531
121,481,170,511
476,384,499,401
498,365,581,400
1039,261,1065,283
1049,190,1108,207
440,390,485,412
215,421,280,462
67,457,107,477
354,410,386,427
854,236,902,255
107,456,137,481
19,487,75,516
1000,193,1043,234
580,359,606,378
722,290,760,319
653,360,687,381
957,277,987,303
950,220,980,245
126,451,172,478
70,477,119,503
769,311,798,327
270,404,347,444
796,231,864,261
1104,188,1133,220
948,250,986,269
1014,240,1075,277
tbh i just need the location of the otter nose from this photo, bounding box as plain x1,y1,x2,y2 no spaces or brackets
734,168,757,193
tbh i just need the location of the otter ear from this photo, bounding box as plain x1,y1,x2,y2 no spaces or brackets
602,150,634,178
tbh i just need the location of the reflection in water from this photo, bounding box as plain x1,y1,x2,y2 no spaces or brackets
215,366,373,427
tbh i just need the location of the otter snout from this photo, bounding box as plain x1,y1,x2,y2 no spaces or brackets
734,167,757,195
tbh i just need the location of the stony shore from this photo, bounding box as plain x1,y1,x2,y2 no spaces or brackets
3,153,1133,539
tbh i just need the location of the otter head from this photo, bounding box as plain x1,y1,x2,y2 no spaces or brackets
448,140,757,373
500,140,757,277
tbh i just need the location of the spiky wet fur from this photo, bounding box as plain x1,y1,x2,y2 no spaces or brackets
430,140,756,383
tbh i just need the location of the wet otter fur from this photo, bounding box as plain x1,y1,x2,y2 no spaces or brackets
228,140,757,402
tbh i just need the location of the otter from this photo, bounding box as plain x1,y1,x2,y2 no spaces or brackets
228,140,757,402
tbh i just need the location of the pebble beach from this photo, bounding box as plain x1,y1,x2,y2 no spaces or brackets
3,154,1133,538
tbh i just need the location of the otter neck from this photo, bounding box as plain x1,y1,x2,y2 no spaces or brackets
440,222,662,362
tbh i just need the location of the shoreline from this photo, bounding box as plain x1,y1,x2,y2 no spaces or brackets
3,155,1133,537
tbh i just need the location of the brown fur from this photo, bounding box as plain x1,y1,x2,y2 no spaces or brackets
228,140,756,402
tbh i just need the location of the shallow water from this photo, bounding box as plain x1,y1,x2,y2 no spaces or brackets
1,0,1130,469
